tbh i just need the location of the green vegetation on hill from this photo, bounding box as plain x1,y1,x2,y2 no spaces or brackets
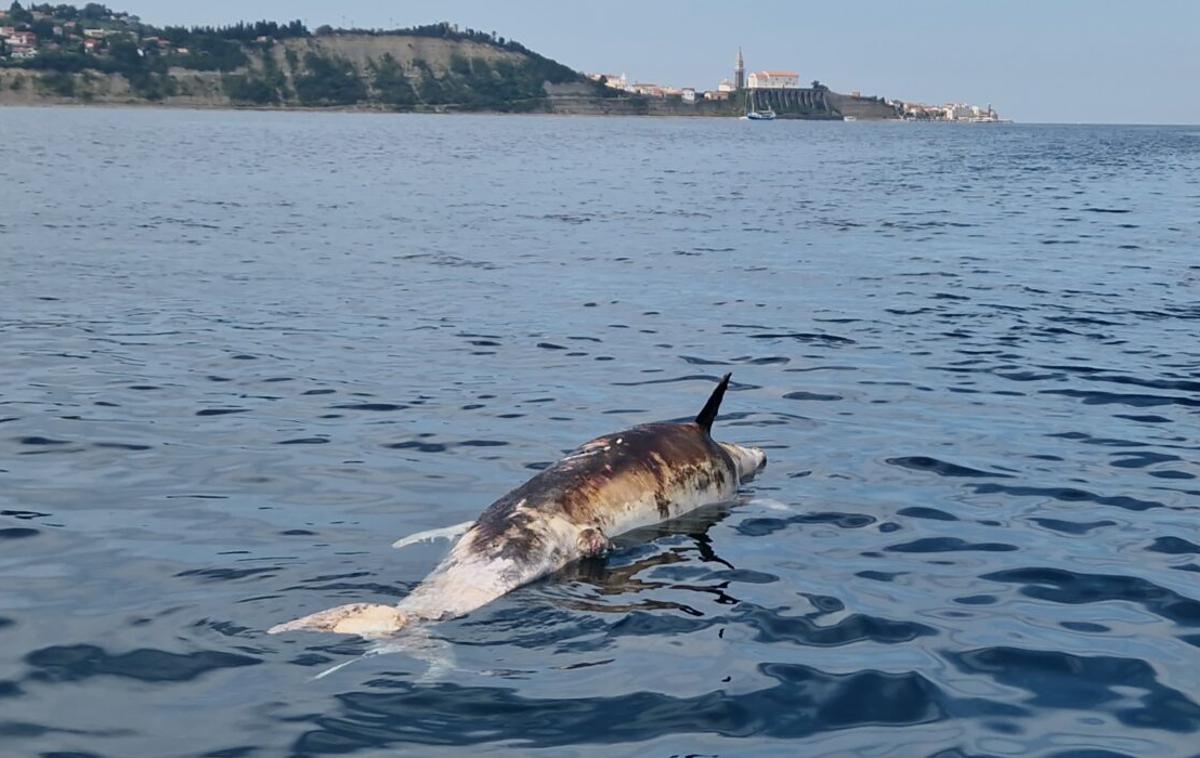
293,52,365,106
370,53,415,108
2,4,583,109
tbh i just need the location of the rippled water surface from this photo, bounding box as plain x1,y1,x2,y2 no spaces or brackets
2,107,1199,756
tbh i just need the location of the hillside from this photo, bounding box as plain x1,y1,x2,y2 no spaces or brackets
0,9,587,112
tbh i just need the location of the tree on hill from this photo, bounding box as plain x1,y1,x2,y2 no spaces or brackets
30,17,56,37
44,4,79,20
79,3,111,20
8,1,33,22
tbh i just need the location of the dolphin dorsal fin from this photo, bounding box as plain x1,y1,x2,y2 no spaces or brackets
695,373,732,434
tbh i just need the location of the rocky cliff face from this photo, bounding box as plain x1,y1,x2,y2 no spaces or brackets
0,33,582,111
278,35,530,74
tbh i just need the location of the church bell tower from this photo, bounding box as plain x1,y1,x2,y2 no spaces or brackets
735,47,745,90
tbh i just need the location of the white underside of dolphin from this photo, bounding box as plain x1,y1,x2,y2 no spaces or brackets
268,373,766,672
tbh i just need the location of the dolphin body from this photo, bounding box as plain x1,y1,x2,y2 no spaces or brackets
268,373,766,638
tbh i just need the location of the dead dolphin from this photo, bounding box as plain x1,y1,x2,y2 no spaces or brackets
269,372,765,638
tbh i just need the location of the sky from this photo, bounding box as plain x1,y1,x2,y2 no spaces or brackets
130,0,1200,124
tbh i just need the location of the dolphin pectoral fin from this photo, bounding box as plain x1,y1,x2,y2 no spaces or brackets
268,603,408,638
577,527,613,558
310,626,458,681
392,520,475,550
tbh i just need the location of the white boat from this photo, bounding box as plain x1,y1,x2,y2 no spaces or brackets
843,115,857,122
740,92,776,121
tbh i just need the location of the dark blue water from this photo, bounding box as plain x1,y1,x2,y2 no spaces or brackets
2,107,1199,756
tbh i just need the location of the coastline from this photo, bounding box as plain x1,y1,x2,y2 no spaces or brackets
0,100,1023,121
0,100,902,119
0,62,901,121
0,94,901,120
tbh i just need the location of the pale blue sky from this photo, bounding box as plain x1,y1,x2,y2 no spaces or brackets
131,1,1199,124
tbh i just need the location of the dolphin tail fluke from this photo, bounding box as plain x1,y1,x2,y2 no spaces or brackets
392,520,475,550
695,372,732,434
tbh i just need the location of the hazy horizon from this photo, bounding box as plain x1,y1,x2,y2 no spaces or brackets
123,1,1200,125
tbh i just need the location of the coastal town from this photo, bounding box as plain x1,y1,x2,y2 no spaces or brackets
0,2,306,66
0,3,196,60
587,48,1003,122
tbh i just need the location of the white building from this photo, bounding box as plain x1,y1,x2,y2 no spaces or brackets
717,78,735,92
587,72,629,91
681,88,696,103
631,83,664,97
7,30,36,46
944,103,973,121
746,70,799,89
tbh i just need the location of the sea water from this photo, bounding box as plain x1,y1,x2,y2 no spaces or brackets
1,107,1199,755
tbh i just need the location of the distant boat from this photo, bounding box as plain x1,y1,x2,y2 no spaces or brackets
740,92,776,121
842,115,857,122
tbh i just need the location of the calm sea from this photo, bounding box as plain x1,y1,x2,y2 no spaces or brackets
1,107,1199,756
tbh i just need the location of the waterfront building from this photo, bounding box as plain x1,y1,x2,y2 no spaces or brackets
898,99,1001,122
704,90,731,101
631,83,664,97
746,70,799,89
681,88,696,103
734,47,745,90
717,78,735,92
944,103,973,120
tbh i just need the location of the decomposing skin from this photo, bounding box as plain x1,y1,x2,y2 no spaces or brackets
268,373,766,638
